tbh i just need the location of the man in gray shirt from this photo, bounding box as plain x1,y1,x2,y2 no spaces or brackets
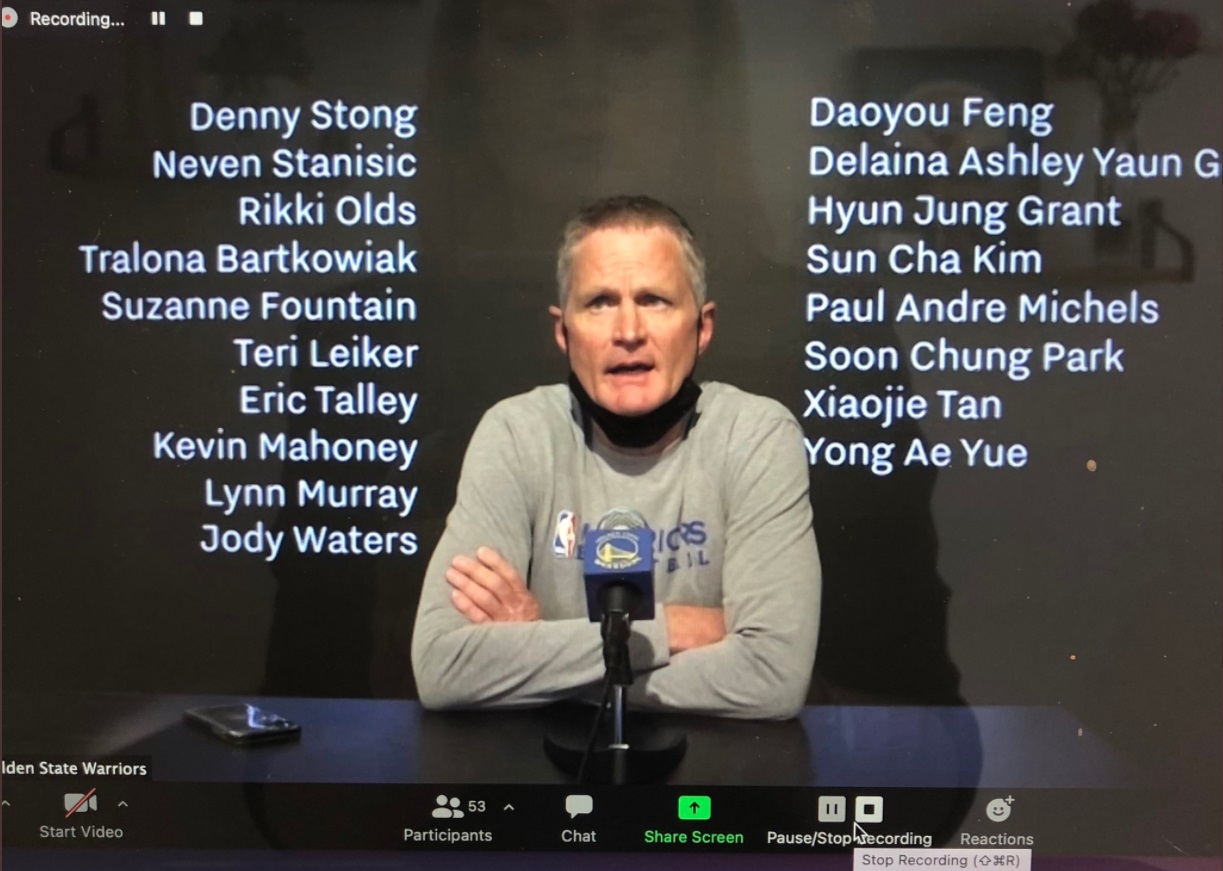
411,196,820,719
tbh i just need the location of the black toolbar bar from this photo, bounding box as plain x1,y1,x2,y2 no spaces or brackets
0,780,1207,855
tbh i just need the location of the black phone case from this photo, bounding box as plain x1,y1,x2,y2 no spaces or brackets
184,705,302,745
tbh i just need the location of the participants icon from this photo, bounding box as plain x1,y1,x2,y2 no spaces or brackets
431,794,465,820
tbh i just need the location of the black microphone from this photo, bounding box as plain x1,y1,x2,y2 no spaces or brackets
581,508,656,623
545,508,688,784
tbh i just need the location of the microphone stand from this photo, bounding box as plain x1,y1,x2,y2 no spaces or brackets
542,584,687,785
600,586,635,785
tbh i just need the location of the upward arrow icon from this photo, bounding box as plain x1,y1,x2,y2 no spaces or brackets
678,795,711,820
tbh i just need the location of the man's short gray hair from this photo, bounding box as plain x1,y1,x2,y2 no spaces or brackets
555,195,707,309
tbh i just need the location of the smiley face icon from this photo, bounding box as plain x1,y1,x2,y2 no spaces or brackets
986,798,1012,823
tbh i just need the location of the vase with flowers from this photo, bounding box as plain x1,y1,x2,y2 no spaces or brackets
1055,0,1201,258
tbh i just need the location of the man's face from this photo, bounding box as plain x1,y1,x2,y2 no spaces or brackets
552,225,715,417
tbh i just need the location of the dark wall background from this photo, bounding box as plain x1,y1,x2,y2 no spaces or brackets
3,0,1220,794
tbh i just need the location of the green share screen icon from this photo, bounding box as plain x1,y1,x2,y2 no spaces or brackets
678,795,711,820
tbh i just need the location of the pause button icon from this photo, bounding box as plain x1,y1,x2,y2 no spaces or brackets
150,10,166,25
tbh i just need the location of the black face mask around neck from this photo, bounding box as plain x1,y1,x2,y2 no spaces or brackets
568,371,702,450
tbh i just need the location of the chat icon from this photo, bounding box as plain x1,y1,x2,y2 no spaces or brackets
565,794,593,819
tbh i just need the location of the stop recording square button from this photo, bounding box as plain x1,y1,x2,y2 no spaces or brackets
855,796,884,823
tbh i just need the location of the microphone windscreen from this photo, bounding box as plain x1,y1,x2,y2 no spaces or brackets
582,525,656,621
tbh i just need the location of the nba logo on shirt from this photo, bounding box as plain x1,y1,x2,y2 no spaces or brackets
553,511,580,558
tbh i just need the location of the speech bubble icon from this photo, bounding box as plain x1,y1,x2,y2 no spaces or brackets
565,794,593,819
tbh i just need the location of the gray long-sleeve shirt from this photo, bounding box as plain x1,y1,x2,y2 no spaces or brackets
410,382,821,719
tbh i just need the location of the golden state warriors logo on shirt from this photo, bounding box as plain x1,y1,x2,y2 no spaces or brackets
593,532,642,571
553,509,710,570
552,511,580,558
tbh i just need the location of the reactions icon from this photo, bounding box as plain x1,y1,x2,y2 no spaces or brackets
986,797,1013,823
